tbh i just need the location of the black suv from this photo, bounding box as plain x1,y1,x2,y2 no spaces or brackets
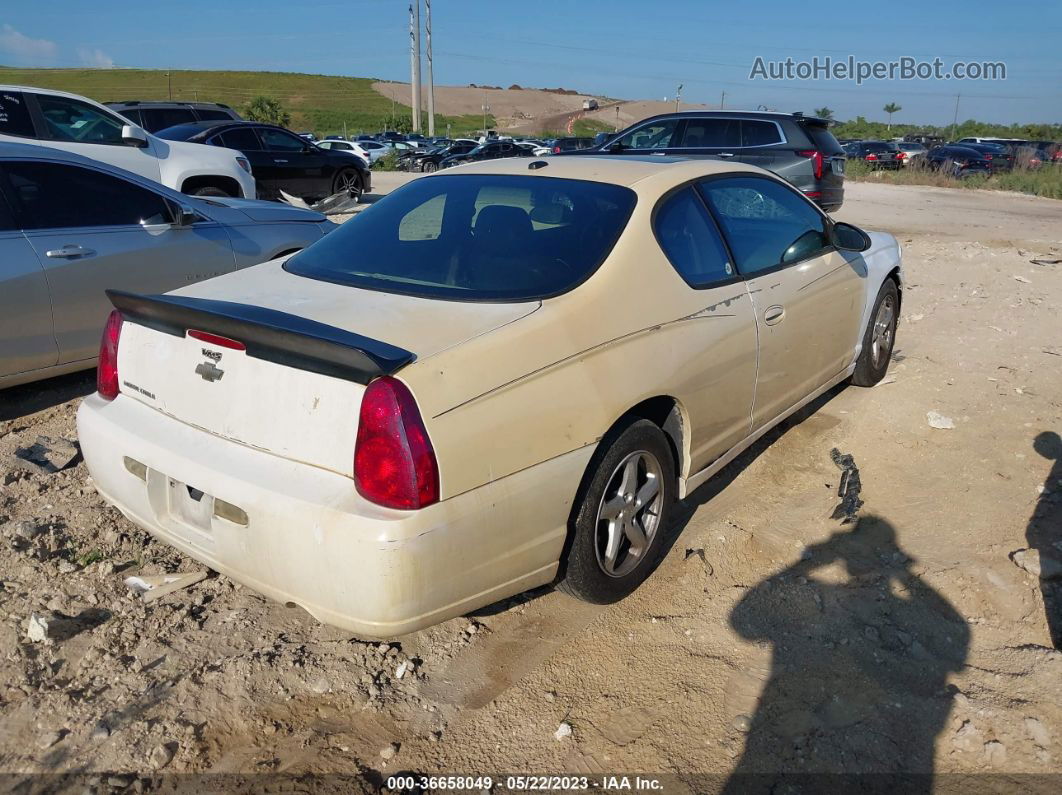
440,139,532,169
105,101,242,133
156,121,371,202
567,111,846,211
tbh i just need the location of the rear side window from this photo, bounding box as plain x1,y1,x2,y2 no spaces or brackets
0,91,35,138
220,128,263,151
654,188,733,287
4,161,171,230
741,121,783,147
196,109,233,121
140,107,197,132
803,124,844,154
259,128,305,151
699,176,829,274
680,119,739,148
285,174,637,301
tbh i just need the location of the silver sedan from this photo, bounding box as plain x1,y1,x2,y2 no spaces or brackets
0,142,336,389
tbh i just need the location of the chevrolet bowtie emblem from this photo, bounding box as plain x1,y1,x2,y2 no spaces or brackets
195,361,225,382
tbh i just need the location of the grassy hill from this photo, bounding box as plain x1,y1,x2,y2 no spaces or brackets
0,67,491,136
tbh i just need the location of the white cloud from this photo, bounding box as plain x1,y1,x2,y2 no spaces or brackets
77,46,115,69
0,23,58,64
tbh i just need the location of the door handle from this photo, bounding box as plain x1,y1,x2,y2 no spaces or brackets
717,152,736,158
273,159,288,164
45,245,94,259
764,305,785,325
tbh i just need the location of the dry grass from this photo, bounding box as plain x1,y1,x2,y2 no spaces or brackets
846,160,1062,200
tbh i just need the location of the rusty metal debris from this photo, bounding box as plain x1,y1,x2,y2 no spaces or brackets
829,448,864,524
123,571,207,603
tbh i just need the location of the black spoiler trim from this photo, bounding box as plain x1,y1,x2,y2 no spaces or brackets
107,290,415,385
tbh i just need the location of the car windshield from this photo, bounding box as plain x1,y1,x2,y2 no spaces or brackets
284,174,637,301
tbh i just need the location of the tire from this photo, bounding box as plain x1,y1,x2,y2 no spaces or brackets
558,419,676,604
332,168,362,201
421,161,438,173
852,279,899,387
191,185,231,198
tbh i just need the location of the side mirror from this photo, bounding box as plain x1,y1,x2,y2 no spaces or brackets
831,221,872,252
121,124,149,148
171,202,198,227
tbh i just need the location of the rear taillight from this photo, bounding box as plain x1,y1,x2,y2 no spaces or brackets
235,156,251,174
553,146,561,154
984,154,994,160
97,310,123,401
866,153,878,161
796,150,824,179
354,376,439,510
896,151,907,160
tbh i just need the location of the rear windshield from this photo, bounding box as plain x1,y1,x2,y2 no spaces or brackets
284,174,637,301
802,123,845,155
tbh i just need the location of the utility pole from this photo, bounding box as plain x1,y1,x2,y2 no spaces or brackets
482,96,490,137
425,0,435,136
675,83,683,113
720,90,726,109
167,71,172,100
951,93,961,140
409,3,422,132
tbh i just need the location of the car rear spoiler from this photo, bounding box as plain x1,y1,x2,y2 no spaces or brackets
107,290,415,384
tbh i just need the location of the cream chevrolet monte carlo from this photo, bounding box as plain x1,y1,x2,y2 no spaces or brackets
78,156,902,637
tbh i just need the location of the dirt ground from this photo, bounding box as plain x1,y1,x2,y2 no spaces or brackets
0,179,1060,792
372,82,709,135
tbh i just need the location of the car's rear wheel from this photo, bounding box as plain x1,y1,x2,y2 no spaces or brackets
333,168,362,201
558,419,675,604
421,161,438,173
852,279,899,386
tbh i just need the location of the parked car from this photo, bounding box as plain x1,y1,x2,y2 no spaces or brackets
414,141,478,172
0,86,256,198
843,141,903,170
314,138,371,167
440,139,533,168
77,155,902,637
155,121,371,202
566,111,847,211
895,142,927,167
925,145,992,177
298,132,317,142
955,142,1014,171
0,143,334,389
326,139,391,165
105,101,242,133
551,136,595,154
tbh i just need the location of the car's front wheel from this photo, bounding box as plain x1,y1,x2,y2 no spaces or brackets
852,279,899,386
421,161,438,173
191,185,231,198
558,419,675,604
333,168,362,201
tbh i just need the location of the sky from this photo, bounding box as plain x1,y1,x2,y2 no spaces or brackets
2,0,1059,126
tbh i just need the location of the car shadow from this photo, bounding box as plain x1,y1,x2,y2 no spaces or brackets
1029,431,1062,648
721,516,969,792
665,383,846,554
0,369,95,422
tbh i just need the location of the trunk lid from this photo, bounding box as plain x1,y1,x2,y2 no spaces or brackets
113,260,539,475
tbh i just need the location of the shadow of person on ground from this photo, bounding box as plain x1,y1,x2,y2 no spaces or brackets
722,516,969,794
1029,431,1062,648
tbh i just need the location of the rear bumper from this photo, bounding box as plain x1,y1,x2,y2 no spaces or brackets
77,394,593,638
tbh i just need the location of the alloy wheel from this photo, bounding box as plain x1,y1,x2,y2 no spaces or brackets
594,450,663,578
